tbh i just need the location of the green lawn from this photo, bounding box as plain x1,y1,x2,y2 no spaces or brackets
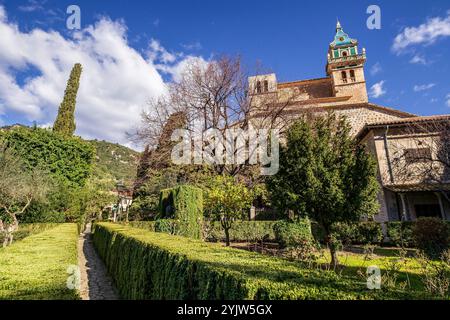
0,223,59,245
0,224,79,300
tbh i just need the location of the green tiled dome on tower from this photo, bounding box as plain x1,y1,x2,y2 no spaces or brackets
326,20,366,73
330,20,358,48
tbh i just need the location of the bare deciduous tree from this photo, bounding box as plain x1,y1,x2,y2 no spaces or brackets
133,55,300,178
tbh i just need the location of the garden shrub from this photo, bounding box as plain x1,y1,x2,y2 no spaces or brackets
331,221,383,245
157,185,203,239
125,221,156,231
386,221,415,247
93,222,421,300
413,217,450,259
273,218,314,249
204,221,277,243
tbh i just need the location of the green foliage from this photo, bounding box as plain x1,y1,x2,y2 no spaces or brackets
330,221,383,245
130,168,179,219
267,114,379,266
413,217,450,259
204,221,278,243
1,126,95,189
0,224,79,300
273,219,314,249
89,139,139,187
0,143,50,224
386,221,416,247
53,63,82,137
204,175,254,245
157,185,203,239
93,222,422,300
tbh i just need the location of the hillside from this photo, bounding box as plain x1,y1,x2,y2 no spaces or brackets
89,139,140,187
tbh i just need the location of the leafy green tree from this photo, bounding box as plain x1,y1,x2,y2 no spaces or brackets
0,144,49,246
53,63,82,137
267,114,379,268
204,175,254,246
1,126,95,189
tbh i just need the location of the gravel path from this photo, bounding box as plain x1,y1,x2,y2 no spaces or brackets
78,223,119,300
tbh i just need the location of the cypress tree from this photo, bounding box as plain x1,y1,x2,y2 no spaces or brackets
53,63,82,137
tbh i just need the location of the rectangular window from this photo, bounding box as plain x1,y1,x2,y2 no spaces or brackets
264,80,269,92
404,148,432,163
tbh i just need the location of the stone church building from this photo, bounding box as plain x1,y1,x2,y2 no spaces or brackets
248,21,450,223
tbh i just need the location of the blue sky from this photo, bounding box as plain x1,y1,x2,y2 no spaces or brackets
0,0,449,147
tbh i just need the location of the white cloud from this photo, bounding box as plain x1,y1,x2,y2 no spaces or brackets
370,62,382,76
446,94,450,107
181,41,202,51
0,6,204,146
409,54,429,65
18,0,45,12
413,83,436,92
392,12,450,53
369,81,386,98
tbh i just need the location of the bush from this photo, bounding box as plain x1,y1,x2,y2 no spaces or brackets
157,185,203,239
331,222,383,245
93,222,421,299
273,219,314,249
124,221,156,231
413,217,450,259
0,224,79,299
386,221,415,247
204,221,277,243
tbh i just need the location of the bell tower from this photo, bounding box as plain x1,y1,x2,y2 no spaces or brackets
326,21,368,103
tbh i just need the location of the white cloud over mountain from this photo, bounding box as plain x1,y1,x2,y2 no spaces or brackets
0,6,205,148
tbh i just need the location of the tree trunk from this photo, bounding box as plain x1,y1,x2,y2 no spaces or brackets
329,246,338,270
224,227,230,247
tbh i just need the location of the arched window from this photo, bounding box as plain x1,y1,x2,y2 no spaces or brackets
342,51,348,57
341,71,347,83
349,70,355,82
263,80,269,92
256,81,262,93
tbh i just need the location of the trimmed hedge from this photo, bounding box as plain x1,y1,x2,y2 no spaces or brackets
413,217,450,258
331,221,383,245
122,220,277,243
93,222,423,300
386,221,415,247
273,219,313,249
205,221,277,243
311,221,383,245
157,185,203,239
0,224,79,300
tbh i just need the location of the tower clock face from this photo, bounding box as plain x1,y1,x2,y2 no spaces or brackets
339,37,345,41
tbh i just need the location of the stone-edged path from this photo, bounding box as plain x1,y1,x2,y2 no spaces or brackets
78,223,119,300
